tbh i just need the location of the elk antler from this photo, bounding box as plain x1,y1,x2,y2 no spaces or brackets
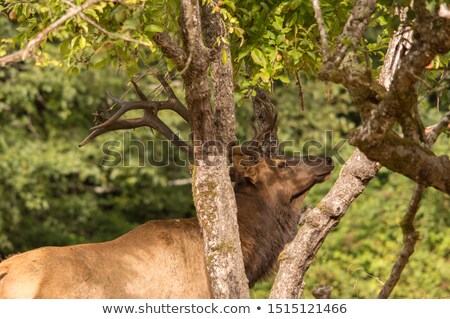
246,87,279,156
79,75,193,155
230,88,279,165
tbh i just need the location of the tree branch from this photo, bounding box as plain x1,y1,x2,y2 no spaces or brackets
61,0,153,48
153,32,187,71
327,0,377,67
357,132,450,194
311,0,329,61
353,8,450,147
0,0,102,66
201,1,237,147
377,183,423,298
425,110,450,147
319,1,450,196
172,0,249,299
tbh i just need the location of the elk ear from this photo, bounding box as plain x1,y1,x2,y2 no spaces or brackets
232,154,260,184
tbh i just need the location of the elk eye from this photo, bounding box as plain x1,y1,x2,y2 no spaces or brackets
278,162,288,168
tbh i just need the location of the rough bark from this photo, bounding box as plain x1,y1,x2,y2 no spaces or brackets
329,0,377,67
192,157,249,298
176,0,248,298
355,132,450,194
201,2,237,148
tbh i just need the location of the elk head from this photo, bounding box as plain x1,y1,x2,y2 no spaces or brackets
230,147,333,285
233,152,333,205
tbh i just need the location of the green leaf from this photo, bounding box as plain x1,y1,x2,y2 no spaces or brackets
71,35,79,48
221,47,228,65
223,0,236,12
259,69,271,83
93,56,111,69
144,24,164,33
70,67,79,76
237,46,251,60
272,16,283,31
388,15,401,33
123,18,140,31
60,39,70,56
276,75,290,83
79,36,86,49
251,48,267,66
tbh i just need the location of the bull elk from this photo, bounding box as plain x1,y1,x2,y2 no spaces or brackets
0,78,333,298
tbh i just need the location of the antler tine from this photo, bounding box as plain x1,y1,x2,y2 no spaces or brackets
256,88,277,128
130,79,148,101
231,144,261,162
79,118,147,147
251,87,278,151
154,74,190,123
154,74,177,99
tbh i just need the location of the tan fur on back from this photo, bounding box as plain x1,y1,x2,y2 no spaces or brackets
0,219,211,298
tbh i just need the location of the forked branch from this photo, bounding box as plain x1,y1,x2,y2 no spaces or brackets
311,0,330,61
79,77,192,154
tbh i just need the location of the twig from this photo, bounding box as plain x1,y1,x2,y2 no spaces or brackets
295,71,306,111
178,0,195,76
377,183,423,298
62,0,153,48
330,0,377,67
425,110,450,148
0,0,102,66
311,0,329,61
270,2,403,297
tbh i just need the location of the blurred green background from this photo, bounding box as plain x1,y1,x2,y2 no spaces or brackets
1,59,448,298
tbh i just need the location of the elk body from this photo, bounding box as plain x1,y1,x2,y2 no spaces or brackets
0,154,333,298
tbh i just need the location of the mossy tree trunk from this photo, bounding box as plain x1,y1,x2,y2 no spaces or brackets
158,0,249,298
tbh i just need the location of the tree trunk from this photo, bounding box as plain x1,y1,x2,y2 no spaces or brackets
179,0,249,298
193,157,249,298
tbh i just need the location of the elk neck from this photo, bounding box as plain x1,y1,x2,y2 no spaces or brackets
234,182,301,287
